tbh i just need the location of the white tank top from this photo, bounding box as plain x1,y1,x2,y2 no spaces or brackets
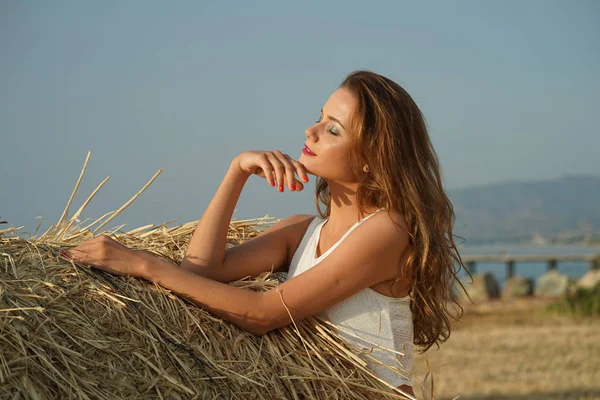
284,209,413,387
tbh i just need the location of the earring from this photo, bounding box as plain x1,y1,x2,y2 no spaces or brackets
363,165,369,173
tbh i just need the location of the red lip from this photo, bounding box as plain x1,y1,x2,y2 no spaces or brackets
303,144,316,156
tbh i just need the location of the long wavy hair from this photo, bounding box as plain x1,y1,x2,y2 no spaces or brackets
314,70,467,352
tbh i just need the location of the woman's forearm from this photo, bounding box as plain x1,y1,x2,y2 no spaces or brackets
181,158,249,273
140,254,267,335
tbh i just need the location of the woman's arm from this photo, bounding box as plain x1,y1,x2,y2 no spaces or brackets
142,255,268,335
66,208,408,337
180,159,249,274
181,151,309,276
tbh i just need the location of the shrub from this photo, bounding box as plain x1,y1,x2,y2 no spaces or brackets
546,284,600,317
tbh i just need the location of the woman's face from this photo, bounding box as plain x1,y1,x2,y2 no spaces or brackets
300,87,360,183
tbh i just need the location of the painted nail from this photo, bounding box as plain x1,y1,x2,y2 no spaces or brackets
269,180,275,186
302,176,309,182
60,251,71,259
291,183,296,191
278,185,283,192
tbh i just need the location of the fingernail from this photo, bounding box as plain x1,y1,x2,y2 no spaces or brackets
291,183,296,191
278,185,283,192
302,176,309,182
270,180,275,186
60,251,71,259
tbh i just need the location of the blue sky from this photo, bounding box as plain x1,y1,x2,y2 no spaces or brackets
1,0,599,235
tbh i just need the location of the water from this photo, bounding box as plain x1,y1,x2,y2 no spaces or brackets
455,244,600,288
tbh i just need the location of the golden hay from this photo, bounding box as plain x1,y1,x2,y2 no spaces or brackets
0,153,420,399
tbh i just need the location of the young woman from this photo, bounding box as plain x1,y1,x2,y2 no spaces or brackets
67,70,465,397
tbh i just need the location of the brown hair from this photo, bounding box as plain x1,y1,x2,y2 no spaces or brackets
314,70,467,352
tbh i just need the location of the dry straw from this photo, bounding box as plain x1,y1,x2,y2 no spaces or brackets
1,153,426,399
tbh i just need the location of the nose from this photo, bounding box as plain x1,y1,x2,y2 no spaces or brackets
305,124,318,141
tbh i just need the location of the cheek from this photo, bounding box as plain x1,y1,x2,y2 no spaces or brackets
332,145,353,165
304,141,354,172
324,140,351,157
324,147,355,174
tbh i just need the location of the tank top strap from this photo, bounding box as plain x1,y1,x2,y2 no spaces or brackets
339,208,384,239
313,208,385,262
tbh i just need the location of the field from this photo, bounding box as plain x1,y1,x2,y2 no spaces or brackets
412,298,600,400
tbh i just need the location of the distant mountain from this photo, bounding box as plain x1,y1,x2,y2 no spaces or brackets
447,175,600,244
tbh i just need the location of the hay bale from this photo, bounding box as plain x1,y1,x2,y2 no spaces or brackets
0,219,413,399
1,156,417,399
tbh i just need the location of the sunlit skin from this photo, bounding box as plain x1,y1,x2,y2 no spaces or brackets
65,86,415,397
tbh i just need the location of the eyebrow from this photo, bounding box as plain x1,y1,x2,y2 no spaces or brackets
321,108,346,130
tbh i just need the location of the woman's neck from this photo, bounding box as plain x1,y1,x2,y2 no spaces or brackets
324,180,379,233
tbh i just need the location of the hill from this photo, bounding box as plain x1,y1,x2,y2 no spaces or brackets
447,175,600,244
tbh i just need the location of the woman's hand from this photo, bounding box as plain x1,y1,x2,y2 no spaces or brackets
62,235,147,278
234,150,310,192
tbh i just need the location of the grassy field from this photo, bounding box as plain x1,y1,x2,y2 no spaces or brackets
411,297,600,400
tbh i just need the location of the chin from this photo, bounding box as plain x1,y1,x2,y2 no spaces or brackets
302,165,316,176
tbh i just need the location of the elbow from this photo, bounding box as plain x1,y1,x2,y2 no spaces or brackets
256,319,296,336
252,312,277,337
245,318,272,337
247,295,278,336
250,314,291,337
249,326,269,337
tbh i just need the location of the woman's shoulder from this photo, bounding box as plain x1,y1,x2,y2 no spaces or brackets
372,209,409,234
363,210,412,290
364,209,412,264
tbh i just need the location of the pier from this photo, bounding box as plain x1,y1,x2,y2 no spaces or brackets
462,254,600,277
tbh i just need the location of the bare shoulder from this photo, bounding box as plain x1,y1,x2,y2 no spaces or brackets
365,209,412,283
378,209,409,234
364,209,409,238
379,209,411,258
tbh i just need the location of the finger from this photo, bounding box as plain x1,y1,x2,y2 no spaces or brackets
68,241,104,264
65,247,88,263
274,151,296,191
60,250,72,259
73,250,108,269
286,155,310,184
259,153,276,187
267,152,285,192
291,178,305,191
68,245,93,260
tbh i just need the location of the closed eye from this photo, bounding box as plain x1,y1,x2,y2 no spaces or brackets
320,108,346,130
316,115,340,136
